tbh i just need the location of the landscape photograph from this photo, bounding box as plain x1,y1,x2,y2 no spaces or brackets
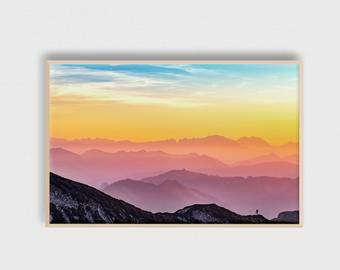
48,61,301,225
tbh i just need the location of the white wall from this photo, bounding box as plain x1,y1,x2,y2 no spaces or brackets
0,0,339,269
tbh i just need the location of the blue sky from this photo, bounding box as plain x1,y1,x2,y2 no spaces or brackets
50,63,299,107
51,63,298,84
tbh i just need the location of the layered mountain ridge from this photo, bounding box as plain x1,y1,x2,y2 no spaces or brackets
103,169,298,218
50,147,298,188
49,135,300,222
51,135,299,164
103,177,216,213
50,173,299,224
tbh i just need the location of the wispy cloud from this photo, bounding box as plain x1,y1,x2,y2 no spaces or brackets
50,63,299,107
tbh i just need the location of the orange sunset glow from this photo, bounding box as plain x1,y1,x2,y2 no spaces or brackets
50,63,299,145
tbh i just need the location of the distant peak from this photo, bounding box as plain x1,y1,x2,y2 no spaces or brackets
158,179,183,188
50,147,77,154
237,136,269,146
108,178,153,189
114,178,138,184
152,169,210,179
177,135,238,145
81,149,110,157
203,135,235,142
162,169,193,175
205,135,227,139
82,148,105,154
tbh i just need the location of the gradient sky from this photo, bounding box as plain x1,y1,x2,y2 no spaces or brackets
50,63,299,144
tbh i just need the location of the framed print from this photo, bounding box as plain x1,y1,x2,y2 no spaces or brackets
46,60,302,226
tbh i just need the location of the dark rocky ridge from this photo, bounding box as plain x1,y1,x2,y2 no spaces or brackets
272,210,299,223
50,173,298,224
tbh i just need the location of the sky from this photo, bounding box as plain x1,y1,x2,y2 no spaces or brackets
50,63,300,144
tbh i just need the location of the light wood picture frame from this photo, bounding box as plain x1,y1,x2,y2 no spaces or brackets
46,60,303,227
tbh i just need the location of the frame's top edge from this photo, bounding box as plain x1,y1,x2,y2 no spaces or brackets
46,60,303,65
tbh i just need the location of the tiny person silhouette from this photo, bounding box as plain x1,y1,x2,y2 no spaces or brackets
256,209,259,215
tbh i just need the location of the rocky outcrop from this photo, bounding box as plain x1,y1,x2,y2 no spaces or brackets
272,210,299,224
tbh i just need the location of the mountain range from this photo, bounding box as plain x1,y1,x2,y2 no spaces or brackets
49,135,299,220
50,147,298,187
103,169,298,218
50,147,226,186
50,135,299,164
232,152,298,166
50,173,299,224
103,178,216,212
